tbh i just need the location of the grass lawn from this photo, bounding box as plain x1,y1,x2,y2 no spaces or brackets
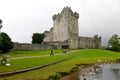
0,49,71,73
0,49,120,80
7,49,64,58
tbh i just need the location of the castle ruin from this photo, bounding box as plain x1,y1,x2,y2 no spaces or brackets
13,7,101,50
43,7,101,49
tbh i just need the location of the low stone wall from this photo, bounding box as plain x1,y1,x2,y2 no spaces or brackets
13,43,61,50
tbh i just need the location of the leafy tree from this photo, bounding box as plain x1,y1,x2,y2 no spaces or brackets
0,20,13,65
32,33,45,44
0,19,3,52
0,32,14,53
0,36,3,47
107,34,120,51
0,19,2,29
0,19,2,24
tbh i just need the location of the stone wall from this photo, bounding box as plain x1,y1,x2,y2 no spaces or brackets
44,6,79,49
13,7,101,50
43,7,101,49
13,43,61,50
78,35,101,49
44,28,53,42
67,7,79,49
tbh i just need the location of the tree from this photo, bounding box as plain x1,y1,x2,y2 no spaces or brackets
32,33,45,44
107,34,120,51
0,19,2,24
0,19,2,29
0,32,14,53
0,19,3,52
0,35,3,47
0,20,13,65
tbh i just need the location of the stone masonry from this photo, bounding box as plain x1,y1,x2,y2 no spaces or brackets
13,7,101,50
43,6,101,49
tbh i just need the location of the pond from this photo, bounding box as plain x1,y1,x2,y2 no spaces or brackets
60,63,120,80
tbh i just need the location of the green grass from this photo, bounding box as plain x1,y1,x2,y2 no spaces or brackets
0,49,120,80
6,49,63,58
0,53,71,73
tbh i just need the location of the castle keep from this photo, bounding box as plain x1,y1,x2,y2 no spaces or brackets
13,7,101,50
44,7,101,49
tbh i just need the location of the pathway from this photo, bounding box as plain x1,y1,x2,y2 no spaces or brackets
10,50,79,60
0,50,79,78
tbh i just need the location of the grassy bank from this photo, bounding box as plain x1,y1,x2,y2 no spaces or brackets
0,49,71,73
0,49,120,80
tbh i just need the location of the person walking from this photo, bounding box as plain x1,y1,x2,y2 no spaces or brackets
50,49,54,56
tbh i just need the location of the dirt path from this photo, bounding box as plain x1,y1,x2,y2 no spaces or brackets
10,50,80,60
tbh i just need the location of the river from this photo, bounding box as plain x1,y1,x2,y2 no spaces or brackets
60,63,120,80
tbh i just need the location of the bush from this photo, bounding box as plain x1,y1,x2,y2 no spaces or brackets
0,32,13,53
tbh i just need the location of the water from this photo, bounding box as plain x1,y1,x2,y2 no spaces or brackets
79,63,120,80
60,63,120,80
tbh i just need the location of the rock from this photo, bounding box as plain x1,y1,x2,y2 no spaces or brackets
5,63,11,66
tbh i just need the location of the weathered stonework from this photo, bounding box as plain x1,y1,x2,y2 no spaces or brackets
13,43,61,50
44,7,79,49
78,35,101,49
43,6,101,49
12,7,101,50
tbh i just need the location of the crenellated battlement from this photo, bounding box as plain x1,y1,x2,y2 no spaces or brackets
52,6,79,20
11,7,101,50
73,12,79,18
44,6,101,49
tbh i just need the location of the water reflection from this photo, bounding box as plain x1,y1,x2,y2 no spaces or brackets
60,63,120,80
80,63,120,80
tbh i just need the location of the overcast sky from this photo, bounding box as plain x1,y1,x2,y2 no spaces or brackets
0,0,120,46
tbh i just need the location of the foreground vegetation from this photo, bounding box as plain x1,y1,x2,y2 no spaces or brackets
0,49,120,80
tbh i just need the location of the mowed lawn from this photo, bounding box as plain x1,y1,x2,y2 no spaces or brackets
0,49,120,80
7,49,63,58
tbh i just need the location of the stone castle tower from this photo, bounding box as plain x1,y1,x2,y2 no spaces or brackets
44,7,101,49
12,7,101,50
44,7,79,49
52,7,79,48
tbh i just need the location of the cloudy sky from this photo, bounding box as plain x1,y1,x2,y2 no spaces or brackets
0,0,120,46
